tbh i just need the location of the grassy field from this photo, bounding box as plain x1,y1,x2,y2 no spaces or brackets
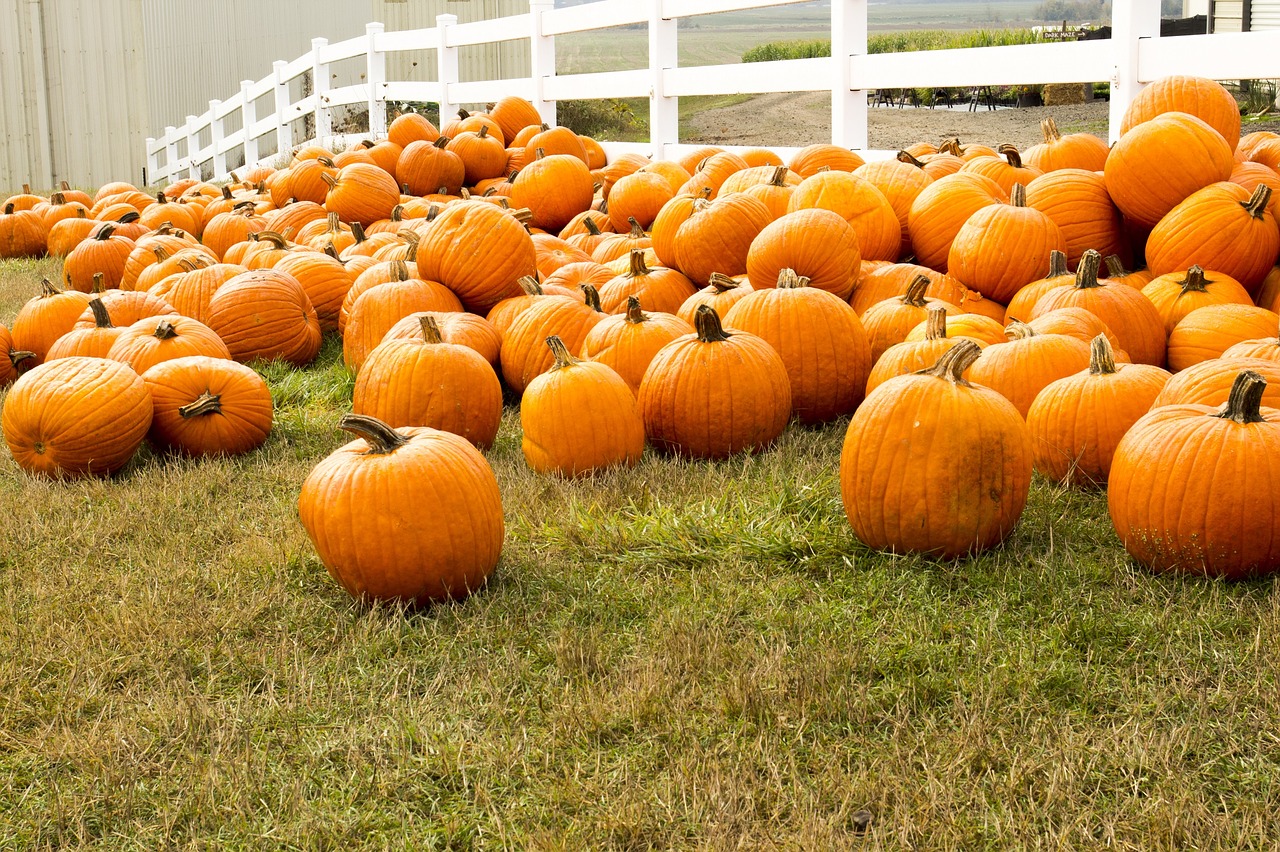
3,254,1280,848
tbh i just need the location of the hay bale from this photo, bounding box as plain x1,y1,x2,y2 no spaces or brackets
1043,83,1086,106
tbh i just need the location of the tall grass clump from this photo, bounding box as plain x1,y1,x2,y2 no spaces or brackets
743,28,1042,63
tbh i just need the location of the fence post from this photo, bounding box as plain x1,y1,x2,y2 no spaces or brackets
273,60,292,159
648,0,678,161
529,0,556,125
164,126,179,185
241,80,259,169
1109,0,1161,143
831,0,869,150
185,115,200,179
312,38,333,144
436,14,459,123
366,22,387,137
209,100,227,178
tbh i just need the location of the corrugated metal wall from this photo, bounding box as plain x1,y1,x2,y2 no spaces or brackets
1250,0,1280,28
0,0,52,190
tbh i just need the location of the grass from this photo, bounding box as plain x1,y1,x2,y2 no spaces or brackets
3,255,1280,847
742,28,1045,63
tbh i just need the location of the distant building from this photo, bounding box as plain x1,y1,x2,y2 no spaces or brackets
1209,0,1280,32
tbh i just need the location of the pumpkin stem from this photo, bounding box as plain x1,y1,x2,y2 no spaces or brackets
320,172,338,189
39,278,61,297
477,126,491,140
88,298,113,329
390,204,404,222
50,192,66,205
1178,266,1210,293
1009,183,1026,208
95,223,117,240
222,186,235,200
418,314,443,344
257,231,288,249
156,191,168,204
939,138,963,157
1088,334,1117,375
433,136,450,150
922,339,981,384
326,211,341,233
117,211,141,224
896,150,926,168
339,413,410,454
323,242,340,260
903,274,930,307
153,319,178,340
581,283,602,312
426,204,442,222
390,260,410,282
924,304,949,340
707,272,739,294
1216,370,1268,425
776,268,806,289
351,222,367,244
178,391,222,418
1046,249,1069,279
1074,250,1103,290
3,203,14,216
1041,117,1062,143
91,272,106,294
625,295,646,324
768,164,790,186
545,334,579,370
1243,184,1272,219
693,304,731,343
532,144,543,159
583,217,602,237
1103,254,1131,279
627,217,645,239
1005,320,1035,340
626,249,650,278
517,275,542,296
9,350,35,371
997,143,1023,169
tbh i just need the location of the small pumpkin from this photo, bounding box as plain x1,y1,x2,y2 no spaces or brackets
142,355,273,457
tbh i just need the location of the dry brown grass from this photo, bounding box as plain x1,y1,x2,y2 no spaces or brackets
2,257,1280,849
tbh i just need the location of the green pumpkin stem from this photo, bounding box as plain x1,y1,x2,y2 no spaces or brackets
1244,184,1273,219
903,274,931,307
1074,250,1103,290
178,392,222,419
87,298,113,329
433,136,450,150
1179,266,1210,293
693,304,731,343
545,334,579,370
339,413,410,454
1088,334,1117,375
418,314,443,344
924,304,949,340
625,296,646,324
923,339,981,383
1217,370,1268,425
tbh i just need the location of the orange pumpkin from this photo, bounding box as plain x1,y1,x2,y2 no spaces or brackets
142,355,274,457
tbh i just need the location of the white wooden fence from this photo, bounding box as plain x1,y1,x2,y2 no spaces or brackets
144,0,1280,185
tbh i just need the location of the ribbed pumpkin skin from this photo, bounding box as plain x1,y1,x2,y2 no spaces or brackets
1152,357,1280,409
666,194,774,286
723,280,872,424
78,289,176,329
1028,338,1170,486
580,302,694,394
47,303,125,360
1028,307,1126,353
638,307,792,460
861,281,960,364
63,226,134,291
501,295,604,395
1166,304,1280,372
745,208,862,300
415,201,536,314
381,311,502,368
907,173,1005,271
272,252,354,333
946,191,1066,304
342,277,464,372
0,324,30,386
521,343,645,476
1141,267,1253,335
597,252,697,315
852,159,934,258
0,206,46,258
2,357,153,478
108,315,231,374
397,139,465,196
1119,75,1242,150
1145,182,1280,293
1108,375,1280,578
324,163,400,226
509,153,595,232
297,417,504,604
839,342,1033,558
142,356,273,456
1024,169,1128,268
204,270,322,367
11,283,94,364
1103,112,1234,229
904,313,1007,347
786,171,900,262
966,327,1092,418
352,330,502,449
676,276,754,325
850,263,968,316
149,263,246,324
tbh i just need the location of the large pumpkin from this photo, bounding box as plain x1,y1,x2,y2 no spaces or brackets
297,414,504,604
2,356,153,478
839,340,1032,558
1119,75,1242,150
141,355,273,457
786,171,900,262
1166,303,1280,372
205,269,322,367
414,200,536,314
1024,168,1128,268
964,321,1092,418
580,296,694,394
907,172,1006,271
1109,370,1280,577
1145,183,1279,294
946,183,1066,304
745,208,862,300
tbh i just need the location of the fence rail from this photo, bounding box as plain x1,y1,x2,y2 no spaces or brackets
144,0,1280,185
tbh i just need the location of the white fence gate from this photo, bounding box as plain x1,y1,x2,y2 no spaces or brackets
144,0,1280,184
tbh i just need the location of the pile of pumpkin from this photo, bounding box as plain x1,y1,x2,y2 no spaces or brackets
3,76,1280,605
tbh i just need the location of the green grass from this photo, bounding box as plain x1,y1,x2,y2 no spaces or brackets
743,28,1046,63
3,256,1280,847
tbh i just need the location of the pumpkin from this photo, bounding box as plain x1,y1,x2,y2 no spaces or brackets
342,262,463,372
63,223,134,291
544,261,614,295
1027,335,1171,486
861,274,960,363
580,296,694,394
297,413,504,604
1022,117,1110,173
1152,356,1280,409
107,315,230,374
11,280,94,364
960,144,1043,194
1166,304,1280,372
271,251,354,333
388,112,440,148
964,320,1092,417
740,164,799,220
1223,314,1280,362
500,284,605,394
852,158,934,258
1101,255,1154,289
353,315,502,449
745,208,862,300
849,262,968,316
655,192,773,286
1004,250,1073,324
679,151,750,199
415,200,537,314
723,268,872,423
676,273,754,325
786,171,900,262
1027,307,1127,356
1119,75,1242,150
46,214,100,258
1108,370,1280,577
149,261,245,324
607,171,676,231
0,203,48,258
907,172,1005,271
321,162,400,226
638,305,792,459
2,356,153,478
1146,183,1279,294
523,125,587,165
788,144,864,177
0,324,34,386
1024,168,1128,268
380,311,503,369
1141,266,1253,335
141,355,273,456
947,183,1067,304
488,96,542,145
510,149,595,231
865,304,962,396
203,208,269,260
204,270,322,367
839,340,1033,558
904,312,1007,348
1103,111,1233,229
46,298,124,360
1030,250,1167,367
521,336,646,476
